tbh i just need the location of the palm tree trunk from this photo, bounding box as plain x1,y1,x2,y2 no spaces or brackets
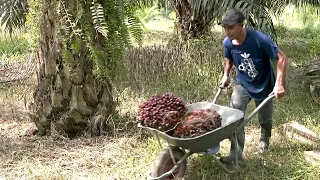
30,0,115,137
171,0,211,39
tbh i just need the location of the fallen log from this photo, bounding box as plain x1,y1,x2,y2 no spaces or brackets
305,59,320,104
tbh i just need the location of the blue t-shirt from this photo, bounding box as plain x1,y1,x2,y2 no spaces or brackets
224,29,279,100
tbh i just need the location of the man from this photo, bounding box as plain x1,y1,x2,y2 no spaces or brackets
219,8,288,163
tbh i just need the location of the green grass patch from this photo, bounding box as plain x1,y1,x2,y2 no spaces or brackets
0,32,30,64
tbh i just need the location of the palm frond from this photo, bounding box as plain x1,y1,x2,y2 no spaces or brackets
235,1,278,40
288,0,320,7
126,14,144,46
263,0,288,17
0,0,28,33
91,0,108,39
124,0,154,10
190,0,288,40
190,0,320,40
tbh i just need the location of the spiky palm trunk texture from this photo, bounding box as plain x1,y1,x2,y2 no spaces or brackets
30,0,115,137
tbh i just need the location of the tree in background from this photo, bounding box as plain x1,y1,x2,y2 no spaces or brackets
0,0,319,137
168,0,320,40
0,0,143,137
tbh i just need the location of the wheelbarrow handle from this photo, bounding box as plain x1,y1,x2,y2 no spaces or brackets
237,94,276,131
212,87,223,104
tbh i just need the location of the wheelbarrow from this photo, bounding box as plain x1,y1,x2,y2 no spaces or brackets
138,88,275,179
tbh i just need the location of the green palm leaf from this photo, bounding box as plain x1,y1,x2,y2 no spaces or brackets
183,0,320,40
0,0,28,33
235,0,278,40
189,0,286,40
126,14,144,46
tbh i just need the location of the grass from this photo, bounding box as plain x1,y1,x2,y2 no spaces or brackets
0,31,30,65
1,7,320,180
184,136,319,180
0,89,319,180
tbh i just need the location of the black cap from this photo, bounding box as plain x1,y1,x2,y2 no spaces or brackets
221,8,245,26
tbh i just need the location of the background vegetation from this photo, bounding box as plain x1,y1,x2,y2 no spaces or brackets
0,3,319,180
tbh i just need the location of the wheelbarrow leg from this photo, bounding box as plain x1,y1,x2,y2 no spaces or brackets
212,156,236,174
234,132,239,168
212,133,240,174
147,149,192,180
168,146,177,164
155,135,181,165
155,134,163,149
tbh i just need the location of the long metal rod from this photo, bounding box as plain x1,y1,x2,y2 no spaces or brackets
168,146,177,165
234,133,239,167
212,133,239,174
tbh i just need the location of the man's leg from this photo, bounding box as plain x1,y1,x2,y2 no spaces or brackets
254,98,273,153
222,84,251,162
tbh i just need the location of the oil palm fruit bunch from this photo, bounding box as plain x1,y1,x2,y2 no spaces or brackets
173,109,222,138
138,93,187,131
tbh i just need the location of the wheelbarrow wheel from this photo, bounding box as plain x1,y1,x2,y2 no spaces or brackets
150,146,187,180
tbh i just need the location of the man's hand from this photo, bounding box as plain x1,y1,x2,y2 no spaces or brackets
220,75,230,88
271,83,285,99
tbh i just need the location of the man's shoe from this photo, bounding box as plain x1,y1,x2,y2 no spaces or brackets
258,140,269,154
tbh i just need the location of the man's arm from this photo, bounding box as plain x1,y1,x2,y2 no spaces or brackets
273,49,288,98
221,58,234,88
224,58,233,77
259,33,288,98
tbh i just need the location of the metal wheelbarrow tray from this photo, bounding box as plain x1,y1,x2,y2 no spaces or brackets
139,102,244,153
